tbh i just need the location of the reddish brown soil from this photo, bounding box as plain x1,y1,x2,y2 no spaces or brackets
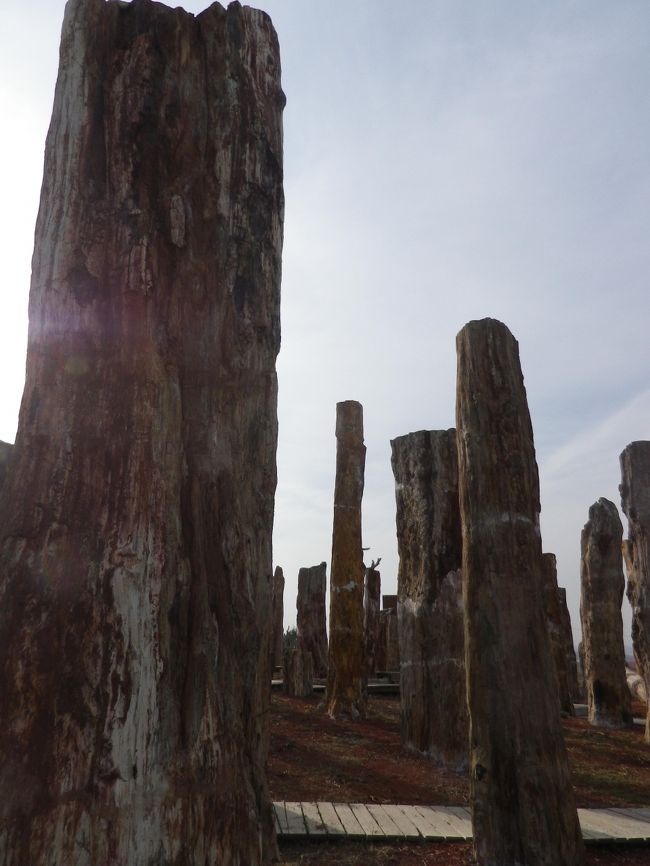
269,693,650,865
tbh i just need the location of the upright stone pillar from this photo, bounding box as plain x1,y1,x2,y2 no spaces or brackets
456,318,583,866
326,401,366,719
0,442,13,490
557,587,581,702
620,441,650,741
391,429,467,769
541,553,574,716
297,562,328,677
271,566,285,671
364,562,381,676
0,2,284,863
580,498,631,727
384,610,400,672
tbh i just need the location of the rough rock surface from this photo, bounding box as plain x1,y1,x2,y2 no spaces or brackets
271,566,285,671
364,564,381,676
326,401,366,719
391,429,467,769
0,442,13,490
0,2,284,864
297,562,328,678
558,587,581,702
580,498,631,727
283,650,313,698
541,553,575,716
620,441,650,741
456,318,584,866
627,668,648,703
383,609,400,672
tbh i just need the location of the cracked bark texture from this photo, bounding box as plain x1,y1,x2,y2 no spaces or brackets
297,562,328,678
580,498,631,727
620,441,650,741
391,429,467,769
541,553,574,716
271,566,285,670
456,318,583,866
364,565,381,676
0,1,284,864
558,587,581,702
326,401,366,719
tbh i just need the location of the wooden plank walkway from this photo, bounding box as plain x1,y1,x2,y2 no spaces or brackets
273,803,650,844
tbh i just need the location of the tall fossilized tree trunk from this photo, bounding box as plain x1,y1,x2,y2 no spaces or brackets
580,498,631,727
297,562,328,677
541,553,575,716
326,400,366,719
620,441,650,741
557,587,581,702
456,318,583,866
391,429,467,769
364,563,381,676
271,566,285,670
0,1,284,864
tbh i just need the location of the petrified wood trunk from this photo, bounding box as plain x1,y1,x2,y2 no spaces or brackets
0,442,13,490
384,609,400,672
620,441,650,741
0,2,284,864
297,562,328,677
364,564,381,676
541,553,575,716
456,318,583,866
326,400,366,719
391,429,467,769
271,566,285,671
558,587,581,702
283,650,313,698
383,594,398,611
580,498,631,727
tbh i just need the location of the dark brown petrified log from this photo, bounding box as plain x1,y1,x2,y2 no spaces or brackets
541,553,575,716
326,400,366,719
620,441,650,741
456,318,584,866
283,650,314,698
0,1,284,863
364,562,381,676
297,562,328,677
580,498,631,727
557,587,581,702
391,429,467,769
0,442,12,490
271,566,285,671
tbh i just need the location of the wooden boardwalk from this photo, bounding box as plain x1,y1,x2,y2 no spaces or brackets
273,802,650,845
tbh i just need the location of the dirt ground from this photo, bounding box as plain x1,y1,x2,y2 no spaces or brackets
269,692,650,865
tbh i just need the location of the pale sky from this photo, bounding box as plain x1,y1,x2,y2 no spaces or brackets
1,0,649,648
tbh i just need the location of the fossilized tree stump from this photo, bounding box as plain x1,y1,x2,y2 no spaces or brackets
620,441,650,741
384,609,400,672
283,649,314,698
541,553,575,716
0,442,13,490
297,562,328,677
391,429,467,769
0,1,284,863
580,498,631,727
557,587,581,702
326,400,366,719
364,562,381,676
456,318,583,866
271,566,285,671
